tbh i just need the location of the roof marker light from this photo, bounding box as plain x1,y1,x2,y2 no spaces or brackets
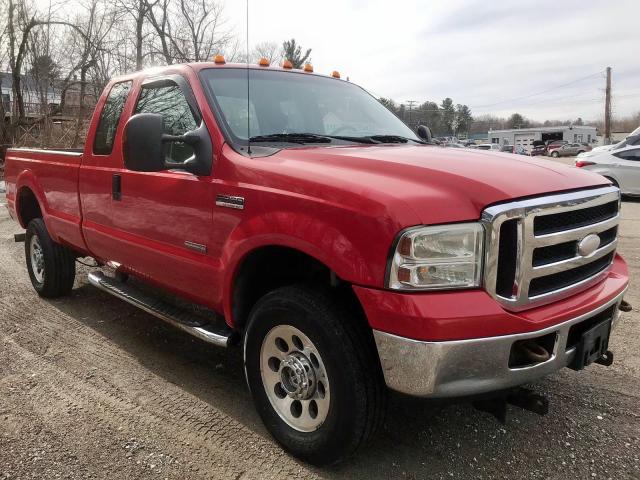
282,59,293,69
258,57,270,67
331,70,341,79
303,63,313,72
213,54,226,64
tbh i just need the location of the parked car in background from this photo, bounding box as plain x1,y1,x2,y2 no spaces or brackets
500,145,528,155
545,140,569,155
580,126,640,159
549,143,591,157
584,142,621,156
443,142,465,148
530,141,546,156
476,144,501,151
575,146,640,195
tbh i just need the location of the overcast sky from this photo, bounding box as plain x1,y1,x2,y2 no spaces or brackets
226,0,640,122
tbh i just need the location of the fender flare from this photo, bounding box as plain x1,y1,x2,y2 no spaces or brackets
14,170,53,232
220,213,375,323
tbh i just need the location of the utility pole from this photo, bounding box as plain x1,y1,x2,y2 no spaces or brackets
604,66,612,145
405,100,418,129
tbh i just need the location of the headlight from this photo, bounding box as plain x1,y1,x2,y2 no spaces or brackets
387,223,485,290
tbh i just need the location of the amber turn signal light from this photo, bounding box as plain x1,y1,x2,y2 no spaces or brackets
303,63,313,72
213,54,226,64
331,70,340,78
258,58,270,67
282,59,293,69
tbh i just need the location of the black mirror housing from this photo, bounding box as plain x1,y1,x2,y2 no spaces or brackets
124,113,165,172
416,125,432,143
124,113,213,176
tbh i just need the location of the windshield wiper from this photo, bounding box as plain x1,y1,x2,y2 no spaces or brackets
248,133,332,144
248,132,424,145
366,135,423,144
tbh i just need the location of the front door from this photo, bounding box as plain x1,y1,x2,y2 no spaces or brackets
110,76,217,305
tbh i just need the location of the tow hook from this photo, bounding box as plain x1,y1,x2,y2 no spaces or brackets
14,232,25,243
619,300,632,312
595,350,614,367
473,387,549,424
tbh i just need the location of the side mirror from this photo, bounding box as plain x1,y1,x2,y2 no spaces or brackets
124,113,212,176
416,125,432,143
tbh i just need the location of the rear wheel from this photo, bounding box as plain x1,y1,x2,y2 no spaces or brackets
243,285,386,465
551,151,559,157
25,218,76,297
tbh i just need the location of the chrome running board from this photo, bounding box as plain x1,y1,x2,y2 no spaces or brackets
87,271,234,347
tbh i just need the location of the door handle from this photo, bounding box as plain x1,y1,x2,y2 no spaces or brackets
112,174,122,201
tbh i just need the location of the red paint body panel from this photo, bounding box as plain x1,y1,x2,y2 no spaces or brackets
354,254,628,341
2,62,629,342
4,150,86,252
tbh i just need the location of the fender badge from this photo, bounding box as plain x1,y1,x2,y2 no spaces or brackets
216,194,245,210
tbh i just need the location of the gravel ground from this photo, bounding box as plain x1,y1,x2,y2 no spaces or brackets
0,178,639,479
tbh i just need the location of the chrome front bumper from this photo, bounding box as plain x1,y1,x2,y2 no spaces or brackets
373,290,626,398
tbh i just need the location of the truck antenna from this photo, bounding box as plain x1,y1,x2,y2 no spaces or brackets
246,0,251,155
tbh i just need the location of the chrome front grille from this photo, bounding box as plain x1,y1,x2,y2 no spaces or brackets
482,186,620,311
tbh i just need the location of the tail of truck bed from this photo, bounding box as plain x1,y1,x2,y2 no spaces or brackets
4,148,86,252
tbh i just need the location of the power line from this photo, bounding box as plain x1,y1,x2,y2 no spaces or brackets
471,71,605,110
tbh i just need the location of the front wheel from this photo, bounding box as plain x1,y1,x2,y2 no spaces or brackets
25,218,76,297
551,151,560,157
244,286,386,465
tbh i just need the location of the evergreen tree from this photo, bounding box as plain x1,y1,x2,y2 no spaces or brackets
281,39,311,68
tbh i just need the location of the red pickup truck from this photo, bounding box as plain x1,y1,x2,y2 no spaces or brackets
4,60,630,465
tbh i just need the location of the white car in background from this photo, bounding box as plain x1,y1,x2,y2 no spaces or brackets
578,126,640,159
575,145,640,195
476,144,501,151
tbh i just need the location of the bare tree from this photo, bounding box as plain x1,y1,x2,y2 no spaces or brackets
253,41,281,65
5,0,90,122
170,0,232,62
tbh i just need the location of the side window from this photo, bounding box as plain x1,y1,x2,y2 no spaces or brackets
615,149,640,161
134,82,198,163
93,81,132,155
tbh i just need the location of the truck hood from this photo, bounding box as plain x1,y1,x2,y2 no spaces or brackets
269,144,610,224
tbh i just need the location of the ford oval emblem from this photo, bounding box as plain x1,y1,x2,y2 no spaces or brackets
577,234,601,257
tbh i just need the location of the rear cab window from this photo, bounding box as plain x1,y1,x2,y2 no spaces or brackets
93,81,132,155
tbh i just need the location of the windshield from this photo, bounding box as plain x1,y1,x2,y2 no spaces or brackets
199,68,420,146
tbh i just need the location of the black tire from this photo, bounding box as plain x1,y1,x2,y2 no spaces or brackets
551,151,559,157
25,218,76,298
243,285,386,465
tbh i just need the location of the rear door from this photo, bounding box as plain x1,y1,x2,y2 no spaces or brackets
612,148,640,195
80,80,134,261
109,75,217,304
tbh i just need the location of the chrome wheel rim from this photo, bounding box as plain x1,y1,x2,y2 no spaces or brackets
260,325,330,432
30,235,45,284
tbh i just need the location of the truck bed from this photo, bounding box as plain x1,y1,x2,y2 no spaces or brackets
4,148,85,251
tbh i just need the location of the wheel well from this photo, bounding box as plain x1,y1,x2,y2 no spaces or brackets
604,176,619,188
17,187,42,227
231,246,363,334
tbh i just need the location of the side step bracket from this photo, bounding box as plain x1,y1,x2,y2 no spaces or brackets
88,271,234,347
